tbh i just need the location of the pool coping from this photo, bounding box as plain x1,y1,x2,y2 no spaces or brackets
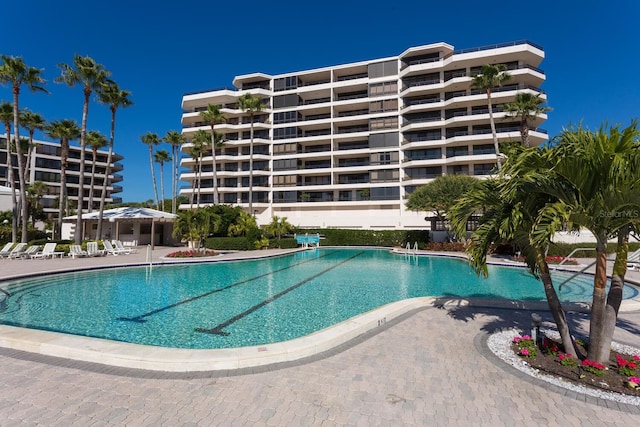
1,247,639,372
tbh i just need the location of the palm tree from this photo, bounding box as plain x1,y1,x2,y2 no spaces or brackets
531,122,640,363
56,54,111,244
199,104,226,205
153,149,171,212
189,130,209,209
95,82,132,240
0,101,18,242
266,215,293,247
450,173,578,358
141,132,162,209
238,93,265,214
86,130,108,212
172,209,212,251
0,55,48,243
26,180,48,227
504,92,551,147
471,64,510,171
19,109,45,183
45,119,81,238
228,210,257,237
164,130,186,214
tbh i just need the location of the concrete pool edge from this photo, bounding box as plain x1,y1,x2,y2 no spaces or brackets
0,297,611,373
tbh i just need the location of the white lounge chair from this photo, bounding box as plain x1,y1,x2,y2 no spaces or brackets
103,240,125,256
0,242,14,258
113,240,136,254
5,242,27,259
87,241,105,257
68,244,89,259
628,248,640,271
18,245,41,259
32,242,64,259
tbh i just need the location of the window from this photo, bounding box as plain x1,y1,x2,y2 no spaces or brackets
370,117,398,130
273,127,299,140
370,186,399,200
369,81,398,97
273,159,297,171
273,94,299,108
474,163,495,175
369,132,399,148
274,111,300,124
369,99,398,113
446,146,469,158
273,143,297,154
368,60,398,78
274,76,298,91
273,175,297,187
473,144,495,155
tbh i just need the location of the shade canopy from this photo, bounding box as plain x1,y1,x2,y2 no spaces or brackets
63,207,177,222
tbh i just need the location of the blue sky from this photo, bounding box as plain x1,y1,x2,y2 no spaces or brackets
3,0,639,203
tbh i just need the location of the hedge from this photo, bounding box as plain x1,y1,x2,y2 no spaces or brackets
298,229,430,248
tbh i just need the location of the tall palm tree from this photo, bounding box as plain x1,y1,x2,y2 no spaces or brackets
189,130,209,209
0,55,48,243
19,109,45,183
450,172,578,358
56,54,111,244
26,180,48,227
200,104,226,205
86,130,108,212
45,119,81,238
164,130,186,214
504,92,551,147
95,82,132,240
141,132,162,209
471,64,510,171
238,93,264,214
153,149,171,212
532,122,640,363
0,101,18,242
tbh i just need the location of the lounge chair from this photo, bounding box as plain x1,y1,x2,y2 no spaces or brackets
68,244,89,259
0,242,14,258
103,240,126,256
628,248,640,271
87,241,105,257
113,240,136,254
18,245,41,259
31,242,64,259
4,242,27,259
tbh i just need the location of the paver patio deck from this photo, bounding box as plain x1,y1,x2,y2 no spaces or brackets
1,247,639,425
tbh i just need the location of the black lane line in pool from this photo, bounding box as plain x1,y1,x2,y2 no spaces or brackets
117,251,336,323
195,251,365,336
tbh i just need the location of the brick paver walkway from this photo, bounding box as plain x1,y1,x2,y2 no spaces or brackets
1,248,640,425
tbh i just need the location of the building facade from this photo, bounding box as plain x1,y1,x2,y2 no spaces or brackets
180,40,547,229
0,134,124,218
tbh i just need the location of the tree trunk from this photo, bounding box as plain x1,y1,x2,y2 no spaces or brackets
24,131,35,184
536,249,577,357
486,89,502,172
88,148,97,212
520,118,530,147
149,147,159,210
12,88,29,243
210,127,218,205
248,114,254,214
601,226,628,358
57,140,69,239
587,238,609,362
171,145,176,214
159,163,165,211
97,107,117,240
5,125,18,242
75,91,90,245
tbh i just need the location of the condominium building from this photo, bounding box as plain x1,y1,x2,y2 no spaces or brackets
0,134,124,217
180,40,547,229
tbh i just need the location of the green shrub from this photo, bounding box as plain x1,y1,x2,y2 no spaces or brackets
204,237,249,251
268,238,298,249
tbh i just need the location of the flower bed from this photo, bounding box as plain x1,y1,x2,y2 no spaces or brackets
511,255,579,265
511,333,640,396
166,249,218,258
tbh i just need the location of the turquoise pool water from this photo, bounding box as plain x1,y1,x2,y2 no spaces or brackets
0,248,636,349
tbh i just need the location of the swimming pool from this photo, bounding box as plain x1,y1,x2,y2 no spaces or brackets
0,248,636,350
